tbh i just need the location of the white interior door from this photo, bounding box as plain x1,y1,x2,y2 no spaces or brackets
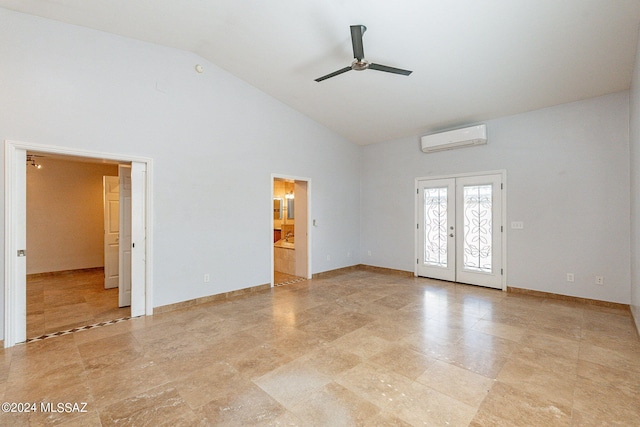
417,174,503,289
103,176,120,289
130,161,147,317
294,180,309,278
118,165,132,307
5,148,27,345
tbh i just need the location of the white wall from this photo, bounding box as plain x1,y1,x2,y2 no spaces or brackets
630,25,640,331
0,8,361,330
27,157,118,274
361,92,631,304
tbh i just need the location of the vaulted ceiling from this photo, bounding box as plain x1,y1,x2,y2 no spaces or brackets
2,0,639,145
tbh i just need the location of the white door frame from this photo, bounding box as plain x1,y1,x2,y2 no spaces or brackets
271,174,312,285
414,170,507,291
4,140,154,347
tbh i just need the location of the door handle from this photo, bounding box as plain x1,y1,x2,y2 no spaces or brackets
449,233,454,237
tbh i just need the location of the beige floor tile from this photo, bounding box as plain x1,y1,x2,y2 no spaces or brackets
82,346,146,378
520,331,581,359
573,374,640,425
449,344,510,378
270,329,328,359
7,268,640,425
72,318,142,345
580,327,640,354
527,317,583,341
508,345,579,376
296,345,362,377
578,341,640,374
480,310,531,328
7,334,83,381
55,410,103,427
474,381,572,426
86,354,171,409
77,331,142,361
99,385,203,426
196,381,287,425
360,318,421,342
496,358,577,408
172,361,244,409
289,382,380,426
330,327,396,359
368,342,436,380
417,359,494,407
253,359,333,409
472,318,526,342
576,359,640,399
459,329,521,356
230,342,294,380
336,361,477,426
401,330,462,363
407,317,467,345
360,412,413,426
44,303,95,332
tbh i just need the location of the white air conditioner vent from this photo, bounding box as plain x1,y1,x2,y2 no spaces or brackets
421,124,487,153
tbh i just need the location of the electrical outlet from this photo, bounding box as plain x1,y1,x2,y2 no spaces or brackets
327,255,331,261
347,251,351,258
511,221,524,229
368,250,372,256
203,274,210,283
566,273,574,283
595,276,604,285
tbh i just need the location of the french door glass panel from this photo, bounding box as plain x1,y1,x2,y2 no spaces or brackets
418,174,502,289
424,187,448,268
417,179,455,281
462,184,492,273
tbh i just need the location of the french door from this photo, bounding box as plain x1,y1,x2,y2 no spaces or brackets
416,173,503,289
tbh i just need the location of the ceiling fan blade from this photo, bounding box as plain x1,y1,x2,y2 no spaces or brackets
369,63,412,76
350,25,366,60
315,66,352,82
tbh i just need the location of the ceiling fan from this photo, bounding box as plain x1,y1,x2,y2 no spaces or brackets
315,25,413,82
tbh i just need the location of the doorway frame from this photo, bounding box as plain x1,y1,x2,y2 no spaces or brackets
414,169,507,291
4,140,154,347
271,174,312,286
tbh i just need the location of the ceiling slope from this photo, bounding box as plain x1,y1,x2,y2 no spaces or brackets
1,0,639,145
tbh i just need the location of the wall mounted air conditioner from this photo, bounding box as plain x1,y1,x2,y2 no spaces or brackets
420,124,487,153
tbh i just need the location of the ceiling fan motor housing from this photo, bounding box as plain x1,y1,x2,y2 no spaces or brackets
351,59,370,71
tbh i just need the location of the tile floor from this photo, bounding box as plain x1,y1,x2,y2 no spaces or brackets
26,268,131,339
2,268,639,426
274,271,307,287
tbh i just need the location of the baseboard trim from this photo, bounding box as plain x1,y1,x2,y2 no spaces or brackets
154,283,271,315
507,286,630,311
357,264,414,277
27,267,104,279
312,264,413,279
312,265,361,279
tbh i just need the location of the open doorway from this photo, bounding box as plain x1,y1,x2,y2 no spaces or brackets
25,154,130,339
272,176,310,286
5,141,153,348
